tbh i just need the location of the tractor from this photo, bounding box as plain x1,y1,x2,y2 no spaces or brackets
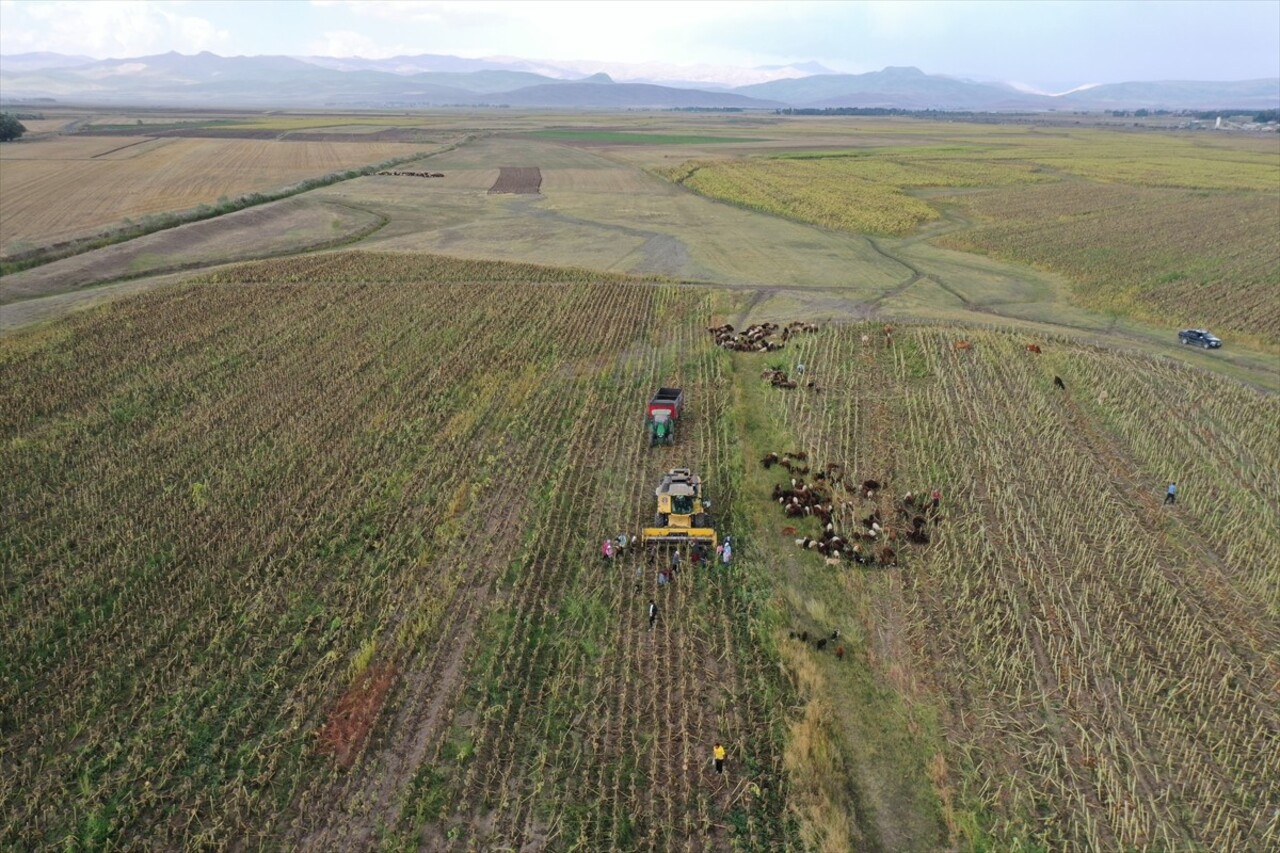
646,387,683,447
642,468,717,548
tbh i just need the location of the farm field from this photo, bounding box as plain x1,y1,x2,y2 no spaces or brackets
3,251,1277,850
310,135,908,289
752,326,1279,849
3,110,1280,850
0,258,791,851
0,196,387,306
647,122,1280,347
0,135,438,253
931,181,1280,345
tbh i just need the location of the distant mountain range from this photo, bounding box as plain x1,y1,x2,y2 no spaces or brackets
1,51,1276,111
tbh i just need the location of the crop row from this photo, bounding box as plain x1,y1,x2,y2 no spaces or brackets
0,271,792,850
773,326,1278,849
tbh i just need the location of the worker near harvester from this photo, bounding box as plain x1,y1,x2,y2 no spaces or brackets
721,538,732,565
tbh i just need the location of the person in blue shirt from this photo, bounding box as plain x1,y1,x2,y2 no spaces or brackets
1164,482,1177,505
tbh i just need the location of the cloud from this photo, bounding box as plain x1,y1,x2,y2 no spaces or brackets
306,30,415,59
1,1,229,57
307,0,776,62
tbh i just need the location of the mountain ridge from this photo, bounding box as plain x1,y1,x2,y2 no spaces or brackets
1,51,1276,111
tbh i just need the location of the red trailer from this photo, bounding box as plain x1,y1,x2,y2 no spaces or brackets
647,387,684,447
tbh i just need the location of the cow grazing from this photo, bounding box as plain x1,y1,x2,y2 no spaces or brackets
955,340,973,351
1027,344,1042,354
1054,376,1066,391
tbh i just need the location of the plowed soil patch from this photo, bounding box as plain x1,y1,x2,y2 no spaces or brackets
488,166,541,194
317,665,398,766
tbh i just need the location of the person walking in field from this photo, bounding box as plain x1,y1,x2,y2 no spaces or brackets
721,538,732,566
713,742,726,774
602,539,614,561
670,549,681,575
1165,482,1177,505
931,488,942,511
648,599,658,630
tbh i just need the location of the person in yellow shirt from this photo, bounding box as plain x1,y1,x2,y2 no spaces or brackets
713,742,726,774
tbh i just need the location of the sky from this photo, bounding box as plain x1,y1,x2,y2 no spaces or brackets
1,0,1277,87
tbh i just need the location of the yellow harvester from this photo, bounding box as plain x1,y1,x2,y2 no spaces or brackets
642,468,717,547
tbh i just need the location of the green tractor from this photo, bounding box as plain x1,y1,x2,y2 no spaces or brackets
648,410,675,447
647,387,683,448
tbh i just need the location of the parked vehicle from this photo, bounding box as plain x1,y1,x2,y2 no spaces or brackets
1178,329,1222,349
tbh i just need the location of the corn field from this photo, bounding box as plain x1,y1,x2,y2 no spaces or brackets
4,257,1277,849
0,274,792,850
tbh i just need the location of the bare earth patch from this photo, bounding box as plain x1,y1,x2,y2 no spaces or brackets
317,665,399,767
489,167,542,194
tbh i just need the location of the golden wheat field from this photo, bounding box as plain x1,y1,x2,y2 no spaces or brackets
0,137,430,252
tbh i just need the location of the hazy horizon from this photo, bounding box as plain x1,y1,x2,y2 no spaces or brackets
1,0,1278,89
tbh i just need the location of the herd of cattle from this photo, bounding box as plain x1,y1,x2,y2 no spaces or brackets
707,321,820,353
762,451,937,568
377,170,445,178
711,325,1060,567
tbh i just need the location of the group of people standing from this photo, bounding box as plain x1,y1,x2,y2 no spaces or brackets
600,533,735,777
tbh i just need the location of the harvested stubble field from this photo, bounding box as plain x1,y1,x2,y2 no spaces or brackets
0,136,431,253
746,326,1280,849
0,197,387,306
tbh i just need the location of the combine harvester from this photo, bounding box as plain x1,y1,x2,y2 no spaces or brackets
646,387,683,447
642,468,717,548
